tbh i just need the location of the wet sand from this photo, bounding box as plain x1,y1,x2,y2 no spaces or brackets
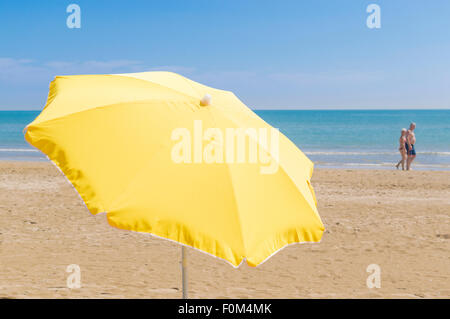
0,161,449,298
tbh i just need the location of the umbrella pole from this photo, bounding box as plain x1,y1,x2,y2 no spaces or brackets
181,246,187,299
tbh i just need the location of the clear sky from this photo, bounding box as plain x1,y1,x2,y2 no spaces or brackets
1,0,449,110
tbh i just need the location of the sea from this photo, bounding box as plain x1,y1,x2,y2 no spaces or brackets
1,110,449,170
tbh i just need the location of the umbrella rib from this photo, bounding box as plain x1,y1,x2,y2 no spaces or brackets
28,74,203,128
212,107,319,216
207,108,248,259
26,97,195,130
29,73,233,129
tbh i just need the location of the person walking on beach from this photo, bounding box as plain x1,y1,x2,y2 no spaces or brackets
395,128,407,170
405,122,416,170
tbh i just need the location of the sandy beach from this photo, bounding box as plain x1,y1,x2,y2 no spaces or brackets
0,161,449,299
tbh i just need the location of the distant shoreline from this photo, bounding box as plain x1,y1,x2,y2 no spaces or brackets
0,159,449,171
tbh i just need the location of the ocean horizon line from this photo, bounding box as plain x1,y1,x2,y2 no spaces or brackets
1,108,450,112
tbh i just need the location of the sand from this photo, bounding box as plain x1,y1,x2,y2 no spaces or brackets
0,161,449,299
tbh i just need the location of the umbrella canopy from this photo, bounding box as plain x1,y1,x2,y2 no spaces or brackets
25,71,324,267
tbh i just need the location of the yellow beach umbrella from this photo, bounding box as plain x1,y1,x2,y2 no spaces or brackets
25,71,324,297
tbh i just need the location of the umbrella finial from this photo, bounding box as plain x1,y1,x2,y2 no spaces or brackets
200,94,212,106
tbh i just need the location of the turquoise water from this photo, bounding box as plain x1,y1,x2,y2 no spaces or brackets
1,110,450,170
256,110,450,170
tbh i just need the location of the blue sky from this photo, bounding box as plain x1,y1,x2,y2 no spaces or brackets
0,0,449,110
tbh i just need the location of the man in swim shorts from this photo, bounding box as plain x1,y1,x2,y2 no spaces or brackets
405,122,416,170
